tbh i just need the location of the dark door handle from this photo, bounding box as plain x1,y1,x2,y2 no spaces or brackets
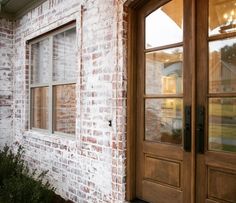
196,106,204,154
184,106,191,152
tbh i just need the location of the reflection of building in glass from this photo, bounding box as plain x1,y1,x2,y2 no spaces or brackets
162,61,182,94
209,43,236,93
209,42,236,152
145,50,183,144
209,98,236,152
146,48,183,94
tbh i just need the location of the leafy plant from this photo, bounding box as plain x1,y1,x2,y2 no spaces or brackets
0,145,55,203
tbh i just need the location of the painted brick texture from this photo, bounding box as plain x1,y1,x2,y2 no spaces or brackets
0,18,13,149
6,0,128,202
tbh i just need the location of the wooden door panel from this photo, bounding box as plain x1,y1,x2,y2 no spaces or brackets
206,199,219,203
143,141,183,160
142,180,183,203
208,167,236,203
144,155,182,188
206,152,236,170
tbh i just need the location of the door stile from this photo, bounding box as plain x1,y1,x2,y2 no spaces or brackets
196,0,208,201
183,0,196,202
135,6,145,198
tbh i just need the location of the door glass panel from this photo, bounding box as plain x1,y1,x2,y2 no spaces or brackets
209,98,236,152
145,99,183,145
209,38,236,93
145,47,183,94
145,0,183,48
146,47,183,95
31,87,49,130
209,0,236,36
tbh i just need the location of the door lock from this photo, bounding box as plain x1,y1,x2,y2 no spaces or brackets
196,106,205,154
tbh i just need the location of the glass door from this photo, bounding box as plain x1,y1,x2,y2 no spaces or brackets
135,0,194,202
196,0,236,202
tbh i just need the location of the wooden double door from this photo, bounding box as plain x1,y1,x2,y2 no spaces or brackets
134,0,236,202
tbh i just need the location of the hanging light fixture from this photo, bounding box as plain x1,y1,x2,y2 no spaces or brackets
220,8,236,33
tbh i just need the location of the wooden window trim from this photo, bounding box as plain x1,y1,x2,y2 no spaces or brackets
29,23,77,136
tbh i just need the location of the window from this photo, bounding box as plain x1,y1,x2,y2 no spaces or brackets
30,25,77,135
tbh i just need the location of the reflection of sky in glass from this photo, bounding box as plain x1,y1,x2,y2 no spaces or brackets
209,38,235,52
145,9,183,48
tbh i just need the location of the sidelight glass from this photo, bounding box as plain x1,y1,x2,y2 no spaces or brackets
31,39,50,84
145,99,183,145
53,27,77,82
145,0,183,48
145,47,183,95
208,98,236,152
209,0,236,36
53,84,76,134
31,87,49,130
209,38,236,93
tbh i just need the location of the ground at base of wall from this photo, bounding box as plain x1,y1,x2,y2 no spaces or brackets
53,194,73,203
130,199,149,203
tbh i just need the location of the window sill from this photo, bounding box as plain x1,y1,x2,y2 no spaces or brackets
26,129,76,142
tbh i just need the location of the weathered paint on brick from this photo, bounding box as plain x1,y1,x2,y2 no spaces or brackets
0,18,13,149
1,0,128,202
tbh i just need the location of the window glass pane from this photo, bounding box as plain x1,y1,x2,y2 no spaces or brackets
145,99,183,145
32,87,49,129
53,84,76,134
209,0,236,36
209,98,236,152
31,39,50,84
145,0,183,48
209,38,236,93
53,27,77,82
146,47,183,95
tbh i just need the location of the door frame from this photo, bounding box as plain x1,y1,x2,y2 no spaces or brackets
125,0,197,202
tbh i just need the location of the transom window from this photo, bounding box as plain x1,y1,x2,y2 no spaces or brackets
29,24,77,135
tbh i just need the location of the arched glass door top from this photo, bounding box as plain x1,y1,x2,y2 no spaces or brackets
145,0,183,48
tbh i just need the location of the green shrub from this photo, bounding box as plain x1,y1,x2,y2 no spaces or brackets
0,145,55,203
0,145,25,186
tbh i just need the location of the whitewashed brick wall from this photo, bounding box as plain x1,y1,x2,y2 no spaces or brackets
9,0,128,202
0,18,13,149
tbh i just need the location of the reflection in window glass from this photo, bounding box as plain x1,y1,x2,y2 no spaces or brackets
53,27,77,82
31,39,50,84
209,0,236,36
145,0,183,48
145,99,183,145
209,98,236,152
32,87,49,130
54,84,76,134
146,47,183,95
209,38,236,93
